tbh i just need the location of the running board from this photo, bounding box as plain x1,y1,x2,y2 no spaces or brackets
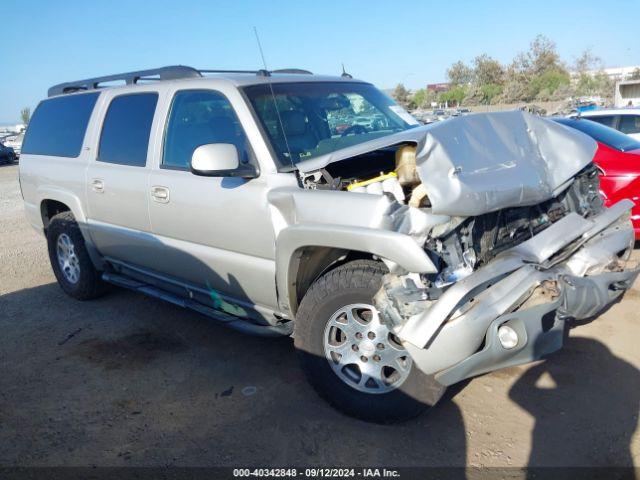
102,272,293,337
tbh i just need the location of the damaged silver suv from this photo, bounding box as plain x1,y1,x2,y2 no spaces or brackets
19,66,639,422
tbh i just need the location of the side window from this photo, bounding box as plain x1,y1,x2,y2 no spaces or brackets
98,93,158,167
619,115,640,135
163,90,250,169
588,115,616,128
21,92,99,157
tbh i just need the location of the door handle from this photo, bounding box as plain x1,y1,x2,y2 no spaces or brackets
91,179,104,193
151,186,170,203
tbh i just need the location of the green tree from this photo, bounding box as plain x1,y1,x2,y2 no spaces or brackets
439,85,467,107
392,83,410,107
575,71,614,100
628,68,640,80
527,35,566,77
473,54,504,86
447,61,473,86
20,107,30,125
479,84,503,104
572,49,614,100
410,88,427,109
528,69,571,99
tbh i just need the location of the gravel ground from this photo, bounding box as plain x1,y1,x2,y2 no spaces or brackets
0,163,639,468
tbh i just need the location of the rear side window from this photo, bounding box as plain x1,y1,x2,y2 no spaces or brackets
587,115,616,128
98,93,158,167
619,115,640,135
21,92,99,157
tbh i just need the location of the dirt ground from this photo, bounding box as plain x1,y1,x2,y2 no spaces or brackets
1,163,639,468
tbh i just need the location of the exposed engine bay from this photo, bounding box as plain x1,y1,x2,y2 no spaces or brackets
301,140,604,296
300,145,429,207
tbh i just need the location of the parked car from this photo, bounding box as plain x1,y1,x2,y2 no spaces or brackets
0,141,16,164
19,66,638,423
554,117,640,238
574,108,640,141
4,132,24,157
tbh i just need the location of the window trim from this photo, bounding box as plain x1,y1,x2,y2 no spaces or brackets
160,88,256,172
21,91,100,159
97,91,159,168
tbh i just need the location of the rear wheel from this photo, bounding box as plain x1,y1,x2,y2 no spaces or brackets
294,260,446,423
46,211,107,300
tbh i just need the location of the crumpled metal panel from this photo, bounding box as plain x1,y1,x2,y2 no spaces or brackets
414,111,597,216
297,111,597,217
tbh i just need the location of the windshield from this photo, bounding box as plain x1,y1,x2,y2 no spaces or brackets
554,117,640,152
243,82,419,169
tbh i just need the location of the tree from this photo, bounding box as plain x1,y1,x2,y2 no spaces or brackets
439,85,467,107
392,83,410,107
500,53,531,103
573,48,614,100
446,61,473,86
628,68,640,80
528,35,566,77
472,54,504,86
528,69,571,100
575,71,614,100
574,48,602,75
20,107,30,125
479,83,503,104
410,88,427,109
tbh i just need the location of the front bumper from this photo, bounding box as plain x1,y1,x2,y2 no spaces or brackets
376,200,639,385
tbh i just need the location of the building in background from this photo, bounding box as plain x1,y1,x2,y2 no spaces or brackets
427,83,451,93
571,65,640,82
615,79,640,107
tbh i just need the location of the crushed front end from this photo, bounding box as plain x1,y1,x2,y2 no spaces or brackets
374,168,639,385
297,111,639,385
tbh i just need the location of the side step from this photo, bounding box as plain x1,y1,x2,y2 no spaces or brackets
102,272,293,337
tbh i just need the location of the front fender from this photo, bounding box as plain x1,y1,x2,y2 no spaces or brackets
275,224,437,316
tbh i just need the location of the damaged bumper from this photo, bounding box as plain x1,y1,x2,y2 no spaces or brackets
375,199,639,386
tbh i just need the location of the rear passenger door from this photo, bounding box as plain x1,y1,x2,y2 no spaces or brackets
85,91,158,267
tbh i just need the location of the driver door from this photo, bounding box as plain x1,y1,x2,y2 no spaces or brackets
147,88,277,311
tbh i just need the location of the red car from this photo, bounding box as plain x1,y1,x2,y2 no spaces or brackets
555,117,640,239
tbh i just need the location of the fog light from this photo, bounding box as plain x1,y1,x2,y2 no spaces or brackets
497,325,518,349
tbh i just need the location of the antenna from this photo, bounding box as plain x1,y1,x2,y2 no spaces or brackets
341,63,353,79
253,27,295,170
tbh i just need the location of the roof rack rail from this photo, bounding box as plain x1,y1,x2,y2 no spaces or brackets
271,68,313,75
48,65,202,97
48,65,315,97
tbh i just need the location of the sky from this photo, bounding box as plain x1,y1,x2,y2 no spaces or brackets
2,0,639,123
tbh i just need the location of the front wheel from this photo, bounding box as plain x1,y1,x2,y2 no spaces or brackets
294,260,446,423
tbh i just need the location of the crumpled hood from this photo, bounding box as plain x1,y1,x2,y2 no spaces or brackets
298,111,597,216
415,111,597,216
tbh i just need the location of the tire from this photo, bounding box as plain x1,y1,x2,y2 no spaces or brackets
294,260,446,423
46,211,107,300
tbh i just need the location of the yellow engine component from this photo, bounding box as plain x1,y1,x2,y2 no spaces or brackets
347,172,397,191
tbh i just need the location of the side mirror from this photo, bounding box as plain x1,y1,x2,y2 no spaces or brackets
190,143,258,178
